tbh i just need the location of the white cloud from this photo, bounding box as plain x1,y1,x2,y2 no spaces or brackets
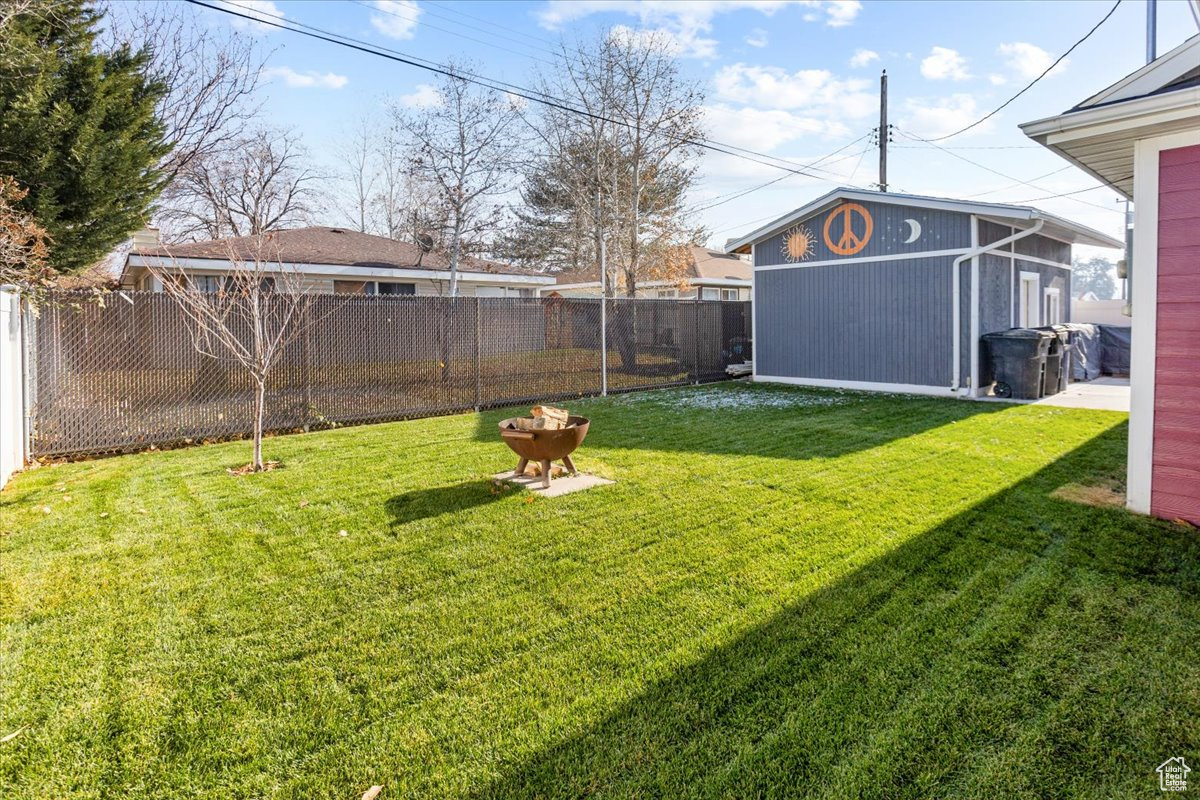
398,83,442,108
997,41,1064,80
217,0,284,31
745,27,769,48
713,63,875,119
370,0,421,40
704,103,849,153
610,23,717,59
901,94,990,139
535,1,861,59
920,46,971,81
988,73,1007,86
262,66,348,89
849,48,879,68
823,0,861,27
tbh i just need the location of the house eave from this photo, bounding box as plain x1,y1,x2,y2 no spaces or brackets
123,254,555,286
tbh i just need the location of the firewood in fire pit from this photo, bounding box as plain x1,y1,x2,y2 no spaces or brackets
532,405,569,430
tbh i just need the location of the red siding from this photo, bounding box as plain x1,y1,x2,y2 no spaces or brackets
1152,145,1200,524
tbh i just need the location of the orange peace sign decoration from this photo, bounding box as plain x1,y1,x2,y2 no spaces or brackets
822,202,873,256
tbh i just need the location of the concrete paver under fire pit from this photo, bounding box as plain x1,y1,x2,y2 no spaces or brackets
491,471,614,498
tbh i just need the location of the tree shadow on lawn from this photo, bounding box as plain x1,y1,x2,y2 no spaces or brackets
470,383,1014,462
470,424,1200,799
385,479,510,528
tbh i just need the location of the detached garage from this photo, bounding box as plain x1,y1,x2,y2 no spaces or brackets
725,188,1122,397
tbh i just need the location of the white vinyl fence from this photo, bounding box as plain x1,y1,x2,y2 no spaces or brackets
0,288,27,487
1073,299,1131,327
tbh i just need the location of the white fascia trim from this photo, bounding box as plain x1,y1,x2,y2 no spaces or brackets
125,255,555,285
723,188,1044,254
1126,130,1200,513
1079,35,1200,108
549,278,750,291
754,247,970,272
753,374,956,398
1021,86,1200,142
969,217,980,398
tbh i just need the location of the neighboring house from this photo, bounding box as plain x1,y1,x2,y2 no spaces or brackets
121,227,555,297
544,245,751,300
724,187,1121,397
1022,33,1200,525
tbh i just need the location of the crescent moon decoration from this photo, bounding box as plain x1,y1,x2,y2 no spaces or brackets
903,218,922,244
783,224,815,263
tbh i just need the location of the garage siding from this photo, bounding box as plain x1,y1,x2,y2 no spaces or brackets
755,257,954,387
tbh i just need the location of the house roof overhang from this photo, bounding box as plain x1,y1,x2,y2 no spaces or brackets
1020,35,1200,199
121,254,556,286
722,187,1122,255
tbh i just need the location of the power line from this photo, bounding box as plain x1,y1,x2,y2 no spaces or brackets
893,127,1119,213
1006,179,1129,204
917,0,1122,142
199,0,871,185
349,0,560,66
685,133,876,214
963,165,1073,198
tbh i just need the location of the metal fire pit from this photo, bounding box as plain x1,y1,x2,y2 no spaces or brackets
498,415,590,488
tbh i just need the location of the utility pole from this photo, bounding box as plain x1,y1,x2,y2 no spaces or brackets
878,70,888,192
1147,0,1157,63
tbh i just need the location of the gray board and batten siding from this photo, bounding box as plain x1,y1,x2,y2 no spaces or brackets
753,199,1073,393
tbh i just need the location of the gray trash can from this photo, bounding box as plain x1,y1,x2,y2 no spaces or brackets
1036,325,1071,396
981,328,1054,399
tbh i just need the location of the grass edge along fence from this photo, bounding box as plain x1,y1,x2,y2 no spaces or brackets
29,291,751,458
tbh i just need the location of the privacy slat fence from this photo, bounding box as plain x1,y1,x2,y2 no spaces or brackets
30,292,751,457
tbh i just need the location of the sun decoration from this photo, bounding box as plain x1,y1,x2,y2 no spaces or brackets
783,224,815,263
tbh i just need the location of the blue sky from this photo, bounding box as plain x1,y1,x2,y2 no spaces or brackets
186,0,1198,256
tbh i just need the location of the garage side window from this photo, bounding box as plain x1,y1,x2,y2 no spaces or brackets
1043,287,1062,325
1019,271,1040,327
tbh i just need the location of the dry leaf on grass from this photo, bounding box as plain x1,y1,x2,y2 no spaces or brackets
298,500,310,508
362,786,383,800
0,727,25,744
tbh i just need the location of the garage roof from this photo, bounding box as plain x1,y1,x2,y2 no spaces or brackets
722,187,1123,255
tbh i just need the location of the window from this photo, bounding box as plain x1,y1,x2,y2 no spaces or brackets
378,282,415,295
700,287,719,301
721,288,738,301
1018,271,1040,327
656,289,678,299
1044,287,1062,325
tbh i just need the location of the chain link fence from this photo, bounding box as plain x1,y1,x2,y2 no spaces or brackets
29,291,751,457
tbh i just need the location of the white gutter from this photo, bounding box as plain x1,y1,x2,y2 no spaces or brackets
125,254,555,286
951,218,1045,395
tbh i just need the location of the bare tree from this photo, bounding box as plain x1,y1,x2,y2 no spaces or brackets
145,234,312,472
160,127,322,241
100,1,265,207
333,115,379,234
391,66,523,297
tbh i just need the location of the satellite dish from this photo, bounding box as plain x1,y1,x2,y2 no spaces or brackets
416,232,434,253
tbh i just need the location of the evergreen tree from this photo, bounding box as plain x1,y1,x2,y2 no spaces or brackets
1071,255,1118,299
0,1,169,274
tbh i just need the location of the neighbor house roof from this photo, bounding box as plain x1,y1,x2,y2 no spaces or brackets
553,245,751,288
1021,35,1200,197
722,187,1123,254
125,227,549,280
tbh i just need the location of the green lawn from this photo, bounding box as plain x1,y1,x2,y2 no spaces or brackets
1,383,1197,799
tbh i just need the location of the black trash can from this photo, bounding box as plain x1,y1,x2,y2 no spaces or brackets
981,328,1054,399
1036,325,1071,396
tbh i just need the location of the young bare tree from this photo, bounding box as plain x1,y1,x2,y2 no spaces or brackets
160,127,322,241
333,115,379,234
391,66,523,297
145,234,312,472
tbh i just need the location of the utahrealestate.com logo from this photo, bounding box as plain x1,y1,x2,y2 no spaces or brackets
1158,757,1191,792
